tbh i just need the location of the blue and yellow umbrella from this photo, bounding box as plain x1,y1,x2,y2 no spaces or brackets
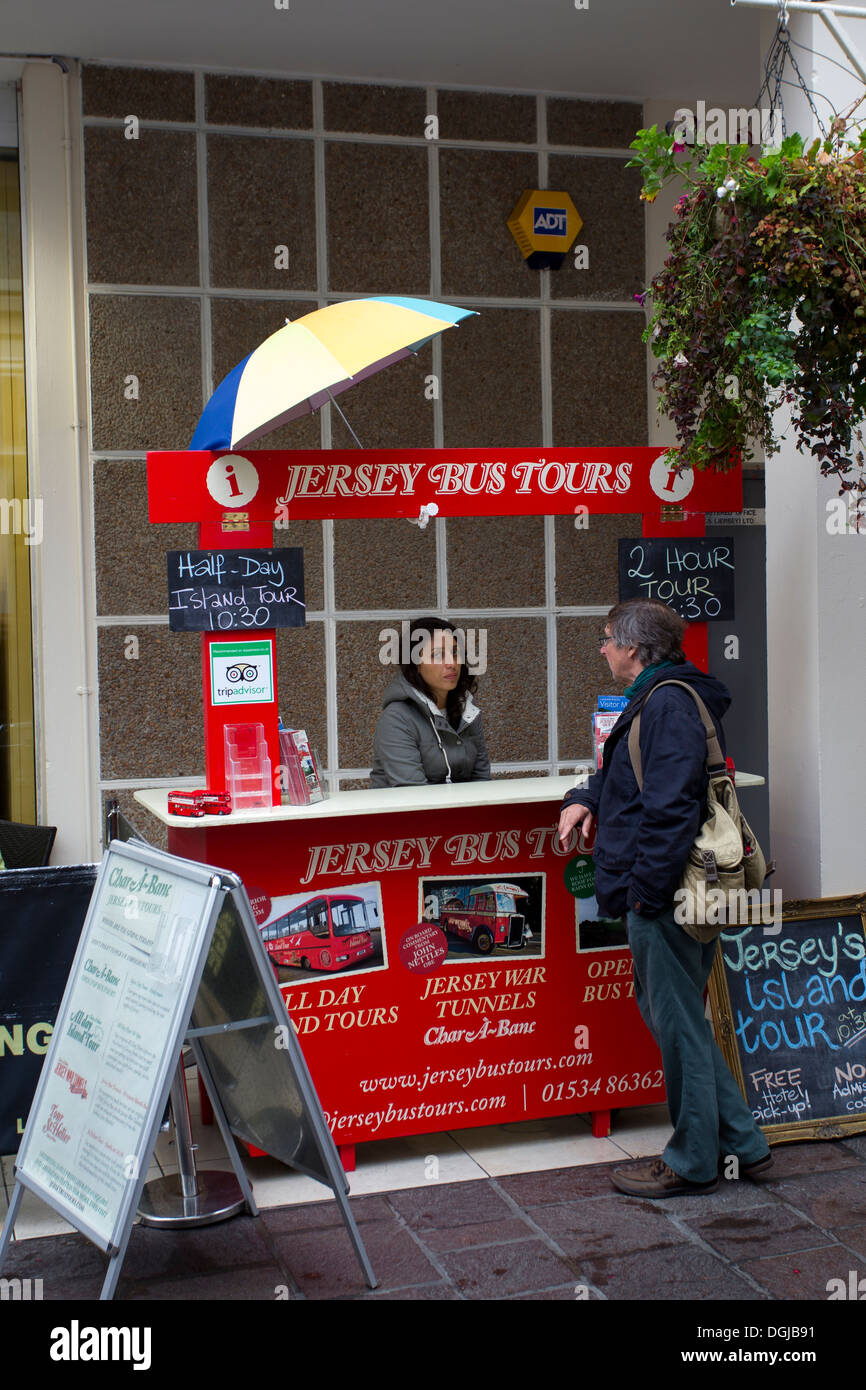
191,295,476,450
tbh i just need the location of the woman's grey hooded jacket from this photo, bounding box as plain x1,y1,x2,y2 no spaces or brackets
369,674,491,787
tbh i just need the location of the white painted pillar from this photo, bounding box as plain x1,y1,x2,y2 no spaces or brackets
19,61,98,863
761,6,866,895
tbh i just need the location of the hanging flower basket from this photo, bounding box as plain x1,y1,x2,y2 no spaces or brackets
628,116,866,498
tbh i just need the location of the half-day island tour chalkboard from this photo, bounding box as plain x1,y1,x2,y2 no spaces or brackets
708,894,866,1142
167,548,305,632
618,536,735,621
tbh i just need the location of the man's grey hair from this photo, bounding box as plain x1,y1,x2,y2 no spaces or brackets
607,598,686,667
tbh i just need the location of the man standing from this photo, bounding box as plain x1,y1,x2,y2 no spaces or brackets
558,597,771,1197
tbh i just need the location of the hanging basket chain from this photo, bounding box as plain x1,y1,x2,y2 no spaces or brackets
755,3,830,141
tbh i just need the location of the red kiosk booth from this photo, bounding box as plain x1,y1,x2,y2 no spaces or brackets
140,445,751,1169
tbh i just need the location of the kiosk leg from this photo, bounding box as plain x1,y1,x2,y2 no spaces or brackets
591,1108,611,1138
338,1144,356,1173
188,1038,258,1217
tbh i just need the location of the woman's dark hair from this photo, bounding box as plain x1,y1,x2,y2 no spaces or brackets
606,598,687,666
402,616,477,728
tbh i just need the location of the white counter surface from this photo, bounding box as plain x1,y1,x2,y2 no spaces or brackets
134,770,764,829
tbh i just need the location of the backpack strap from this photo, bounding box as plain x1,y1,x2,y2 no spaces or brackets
627,680,725,791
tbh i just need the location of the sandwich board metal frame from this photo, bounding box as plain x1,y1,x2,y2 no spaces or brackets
0,839,376,1299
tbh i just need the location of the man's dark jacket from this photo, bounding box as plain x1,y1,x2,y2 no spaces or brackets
561,661,730,920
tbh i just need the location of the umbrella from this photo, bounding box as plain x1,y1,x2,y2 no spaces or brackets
190,295,477,451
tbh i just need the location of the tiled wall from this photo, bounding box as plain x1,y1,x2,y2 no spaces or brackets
85,64,647,830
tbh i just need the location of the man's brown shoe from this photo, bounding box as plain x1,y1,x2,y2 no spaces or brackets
611,1158,718,1198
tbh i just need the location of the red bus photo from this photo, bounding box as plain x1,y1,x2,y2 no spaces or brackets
260,884,384,980
421,876,544,961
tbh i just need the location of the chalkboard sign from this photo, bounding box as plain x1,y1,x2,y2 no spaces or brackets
167,548,305,632
618,537,735,621
708,893,866,1142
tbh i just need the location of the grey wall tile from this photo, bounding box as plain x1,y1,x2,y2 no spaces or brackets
208,134,317,290
555,512,642,606
333,519,437,611
330,349,435,449
440,148,539,298
85,128,199,286
477,618,547,763
551,310,647,447
557,617,622,761
447,516,545,608
210,297,322,450
272,521,324,611
336,620,395,770
94,459,197,616
101,789,168,852
323,83,426,136
98,626,204,779
82,65,195,122
547,98,643,150
205,75,312,129
89,295,202,451
548,156,645,302
326,142,430,294
441,307,541,446
275,621,327,763
436,90,536,143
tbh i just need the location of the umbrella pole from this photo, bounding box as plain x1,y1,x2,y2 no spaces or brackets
325,389,365,448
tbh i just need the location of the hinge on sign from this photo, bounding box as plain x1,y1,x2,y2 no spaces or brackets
660,504,685,522
701,849,719,884
221,512,250,532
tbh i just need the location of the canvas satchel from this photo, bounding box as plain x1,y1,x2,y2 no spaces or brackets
627,680,769,942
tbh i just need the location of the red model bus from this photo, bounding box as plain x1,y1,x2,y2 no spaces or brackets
261,893,376,972
435,882,530,955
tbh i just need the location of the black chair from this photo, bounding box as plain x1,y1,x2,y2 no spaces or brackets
0,819,57,869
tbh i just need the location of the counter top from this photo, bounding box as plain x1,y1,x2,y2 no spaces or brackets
134,770,765,828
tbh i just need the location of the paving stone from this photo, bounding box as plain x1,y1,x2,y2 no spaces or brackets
497,1164,617,1206
509,1282,602,1300
273,1222,440,1298
388,1179,514,1229
364,1283,461,1300
651,1179,781,1217
530,1195,687,1259
260,1194,394,1234
839,1133,866,1160
771,1169,866,1229
121,1214,275,1280
1,1232,106,1286
683,1203,837,1260
756,1140,863,1179
121,1266,290,1300
437,1239,578,1300
418,1218,536,1253
832,1223,866,1262
579,1244,768,1300
739,1243,858,1300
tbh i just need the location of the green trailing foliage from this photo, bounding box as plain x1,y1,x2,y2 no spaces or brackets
628,117,866,495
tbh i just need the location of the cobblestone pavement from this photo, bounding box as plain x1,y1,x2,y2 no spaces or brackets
3,1134,865,1303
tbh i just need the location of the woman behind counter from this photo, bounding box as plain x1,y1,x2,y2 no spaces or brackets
370,616,491,787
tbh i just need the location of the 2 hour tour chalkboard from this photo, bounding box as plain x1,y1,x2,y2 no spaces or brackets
618,537,735,621
708,894,866,1142
167,548,305,632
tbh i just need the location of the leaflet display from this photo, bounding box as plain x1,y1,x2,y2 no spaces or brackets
11,847,220,1251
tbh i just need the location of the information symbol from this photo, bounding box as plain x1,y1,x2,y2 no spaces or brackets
206,454,260,508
